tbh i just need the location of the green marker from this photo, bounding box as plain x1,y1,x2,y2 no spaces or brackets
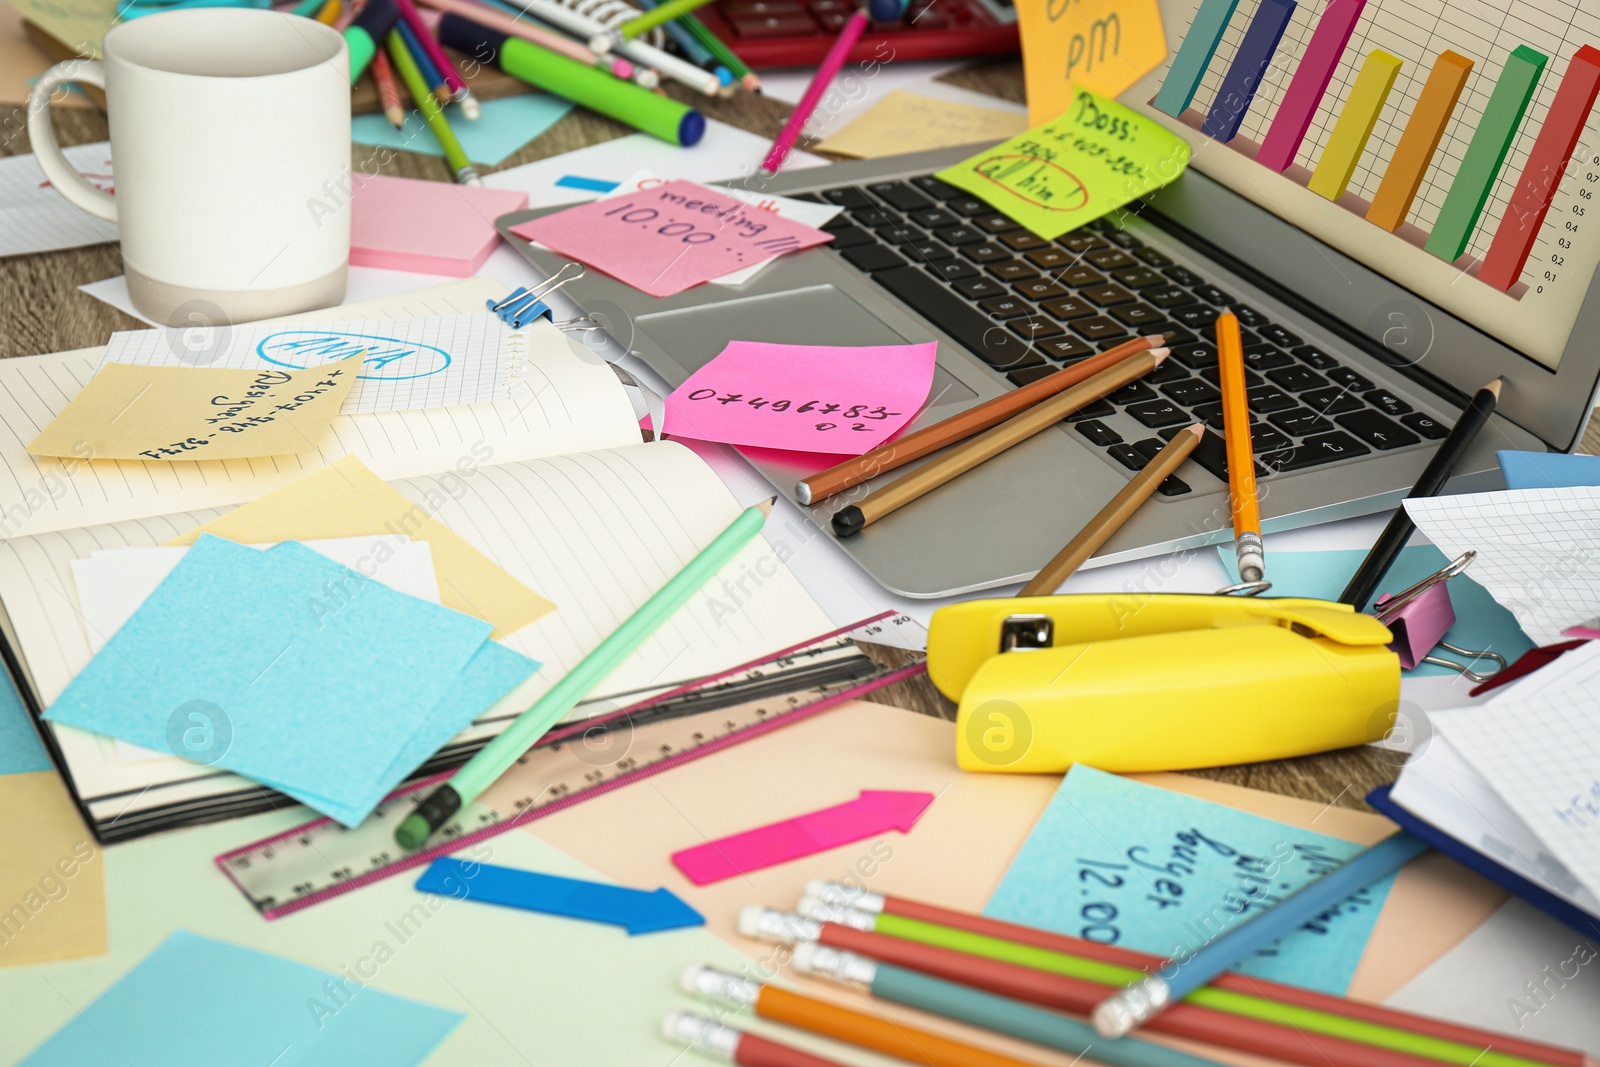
344,0,401,83
436,14,706,146
396,498,775,849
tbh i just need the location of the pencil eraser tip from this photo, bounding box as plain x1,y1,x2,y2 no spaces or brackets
736,905,766,937
832,506,865,538
678,963,707,993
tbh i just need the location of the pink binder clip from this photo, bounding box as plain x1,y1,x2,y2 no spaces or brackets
1372,550,1506,682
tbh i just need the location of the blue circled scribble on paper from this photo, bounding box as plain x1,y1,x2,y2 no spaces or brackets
255,331,452,381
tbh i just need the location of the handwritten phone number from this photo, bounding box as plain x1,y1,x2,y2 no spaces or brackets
684,390,901,433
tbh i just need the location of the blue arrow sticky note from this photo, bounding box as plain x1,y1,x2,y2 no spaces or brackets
417,858,704,935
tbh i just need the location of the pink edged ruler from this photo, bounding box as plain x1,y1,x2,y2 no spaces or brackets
670,790,935,885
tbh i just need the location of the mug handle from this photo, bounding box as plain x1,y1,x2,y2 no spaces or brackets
27,60,117,223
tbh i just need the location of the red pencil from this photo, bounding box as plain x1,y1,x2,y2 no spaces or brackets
806,882,1590,1067
663,1011,848,1067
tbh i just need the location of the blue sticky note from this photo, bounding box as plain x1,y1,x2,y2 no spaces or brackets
1216,544,1534,676
18,930,461,1066
555,175,620,193
0,663,50,775
45,535,492,824
986,766,1396,994
1497,450,1600,490
352,92,576,167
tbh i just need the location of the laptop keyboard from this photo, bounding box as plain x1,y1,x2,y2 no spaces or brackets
806,175,1448,495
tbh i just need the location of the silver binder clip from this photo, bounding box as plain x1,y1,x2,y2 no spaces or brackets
487,263,586,328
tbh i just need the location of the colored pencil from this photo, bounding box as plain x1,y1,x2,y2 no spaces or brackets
801,884,1590,1067
386,30,482,183
394,0,482,116
1215,309,1263,583
793,942,1228,1067
1338,377,1503,608
681,965,1044,1067
663,1011,849,1067
315,0,342,25
610,0,719,44
796,334,1166,505
514,0,721,95
1095,833,1431,1036
293,0,326,16
395,500,774,849
397,18,454,107
635,0,731,88
1018,423,1204,594
413,0,637,82
762,5,868,172
679,10,758,93
831,349,1170,538
371,48,407,128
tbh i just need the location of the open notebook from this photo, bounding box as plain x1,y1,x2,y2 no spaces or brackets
0,278,833,842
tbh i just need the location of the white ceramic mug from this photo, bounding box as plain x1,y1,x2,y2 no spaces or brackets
29,9,352,326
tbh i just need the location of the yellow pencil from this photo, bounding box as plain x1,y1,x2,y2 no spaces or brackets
1216,310,1263,582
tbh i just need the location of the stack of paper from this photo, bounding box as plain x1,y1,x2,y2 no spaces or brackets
44,535,539,825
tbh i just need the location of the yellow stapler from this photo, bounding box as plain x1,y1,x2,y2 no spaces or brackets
927,594,1400,774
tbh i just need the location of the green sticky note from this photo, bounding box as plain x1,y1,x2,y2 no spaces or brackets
936,87,1192,239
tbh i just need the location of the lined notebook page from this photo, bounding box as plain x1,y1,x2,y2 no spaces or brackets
0,442,832,819
0,278,639,540
1433,647,1600,903
1405,487,1600,645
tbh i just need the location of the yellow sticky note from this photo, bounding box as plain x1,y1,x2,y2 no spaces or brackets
168,456,554,640
26,361,355,462
816,91,1030,159
936,88,1190,239
1017,0,1168,126
0,771,107,969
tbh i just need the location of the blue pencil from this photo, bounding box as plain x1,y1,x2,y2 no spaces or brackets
634,0,732,88
397,19,450,106
1091,831,1429,1038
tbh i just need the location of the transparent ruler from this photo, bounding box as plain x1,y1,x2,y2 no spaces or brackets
216,613,926,919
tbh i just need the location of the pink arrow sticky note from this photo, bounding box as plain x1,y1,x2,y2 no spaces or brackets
670,790,935,886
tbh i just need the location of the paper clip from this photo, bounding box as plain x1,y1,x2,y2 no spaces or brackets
1372,551,1506,681
487,263,585,328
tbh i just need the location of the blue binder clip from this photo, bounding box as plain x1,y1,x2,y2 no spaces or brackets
487,263,584,328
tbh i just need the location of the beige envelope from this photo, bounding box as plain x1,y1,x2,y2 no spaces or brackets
0,770,107,969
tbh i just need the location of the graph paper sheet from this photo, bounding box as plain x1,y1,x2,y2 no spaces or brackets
1405,485,1600,645
99,311,533,414
0,142,118,258
1432,644,1600,903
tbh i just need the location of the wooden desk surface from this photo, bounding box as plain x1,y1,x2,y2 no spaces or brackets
4,59,1593,814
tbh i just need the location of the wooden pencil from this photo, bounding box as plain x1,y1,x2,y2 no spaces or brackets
831,349,1171,538
1019,423,1204,595
371,49,407,129
796,333,1167,505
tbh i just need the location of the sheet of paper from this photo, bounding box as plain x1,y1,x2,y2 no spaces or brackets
1,0,115,58
1385,898,1600,1055
350,174,529,277
986,765,1397,994
0,6,91,109
1405,486,1600,645
510,179,834,298
351,91,575,167
1497,449,1600,491
0,770,105,969
99,311,528,415
1216,544,1534,677
1432,656,1600,903
27,359,356,462
17,930,461,1066
936,87,1191,239
817,90,1030,158
0,278,643,541
663,340,936,454
169,455,554,640
1016,0,1168,125
0,142,118,258
43,534,509,825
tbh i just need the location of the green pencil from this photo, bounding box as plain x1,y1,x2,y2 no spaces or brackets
679,11,758,93
384,28,481,186
395,498,776,849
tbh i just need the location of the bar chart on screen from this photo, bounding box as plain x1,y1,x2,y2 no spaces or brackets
1149,0,1600,316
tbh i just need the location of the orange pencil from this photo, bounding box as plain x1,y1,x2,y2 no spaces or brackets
371,49,406,129
1215,310,1263,583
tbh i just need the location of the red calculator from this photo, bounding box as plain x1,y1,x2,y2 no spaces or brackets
695,0,1019,70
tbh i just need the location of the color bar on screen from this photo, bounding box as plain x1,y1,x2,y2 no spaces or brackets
1153,0,1240,117
1256,0,1368,171
1201,0,1296,143
1478,45,1600,291
1365,49,1474,231
1426,45,1548,263
1308,49,1402,200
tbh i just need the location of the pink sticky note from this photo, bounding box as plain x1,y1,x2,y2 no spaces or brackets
662,340,937,455
350,174,529,276
509,179,834,297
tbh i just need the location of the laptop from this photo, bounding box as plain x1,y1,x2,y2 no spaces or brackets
496,119,1598,600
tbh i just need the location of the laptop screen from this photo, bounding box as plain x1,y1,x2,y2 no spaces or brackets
1132,0,1600,370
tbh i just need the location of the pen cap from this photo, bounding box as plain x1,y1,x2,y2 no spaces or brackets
345,0,400,80
954,620,1399,774
866,0,909,19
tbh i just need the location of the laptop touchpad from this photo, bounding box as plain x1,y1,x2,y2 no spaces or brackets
632,285,977,407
